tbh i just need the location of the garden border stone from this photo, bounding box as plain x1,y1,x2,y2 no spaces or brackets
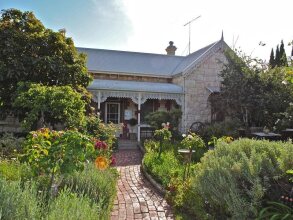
140,163,167,196
138,143,167,196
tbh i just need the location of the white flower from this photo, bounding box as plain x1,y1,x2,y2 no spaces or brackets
162,123,166,127
166,122,170,126
187,134,193,139
182,134,186,137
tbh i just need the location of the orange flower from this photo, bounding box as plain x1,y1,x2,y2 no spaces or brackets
95,156,108,170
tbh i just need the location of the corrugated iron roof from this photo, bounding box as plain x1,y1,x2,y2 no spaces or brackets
87,79,183,94
77,40,222,76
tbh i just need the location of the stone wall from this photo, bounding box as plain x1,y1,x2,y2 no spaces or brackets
173,50,227,132
92,72,171,83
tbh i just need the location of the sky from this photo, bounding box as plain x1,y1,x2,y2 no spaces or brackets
1,0,293,62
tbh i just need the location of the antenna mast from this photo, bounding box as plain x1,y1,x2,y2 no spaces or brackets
184,15,201,54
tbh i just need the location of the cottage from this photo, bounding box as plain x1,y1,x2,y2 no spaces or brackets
77,34,229,143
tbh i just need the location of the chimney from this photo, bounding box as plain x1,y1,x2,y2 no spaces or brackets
165,41,177,55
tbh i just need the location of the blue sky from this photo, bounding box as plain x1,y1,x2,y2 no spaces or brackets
1,0,293,61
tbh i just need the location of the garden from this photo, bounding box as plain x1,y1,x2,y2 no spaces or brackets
141,47,293,219
0,9,119,220
1,8,293,220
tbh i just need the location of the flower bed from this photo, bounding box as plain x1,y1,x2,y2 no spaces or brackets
0,127,118,219
143,137,293,219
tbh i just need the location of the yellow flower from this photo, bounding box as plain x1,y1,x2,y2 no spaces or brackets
95,156,108,170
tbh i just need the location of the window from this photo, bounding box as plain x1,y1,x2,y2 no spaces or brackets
105,102,120,124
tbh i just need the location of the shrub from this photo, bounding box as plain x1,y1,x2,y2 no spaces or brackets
0,160,32,181
0,133,24,158
84,114,118,147
47,188,100,220
198,118,243,143
187,139,293,219
0,178,42,219
143,151,183,187
144,109,182,132
61,164,118,219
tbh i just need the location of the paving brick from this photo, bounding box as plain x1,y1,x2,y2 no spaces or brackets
111,149,173,220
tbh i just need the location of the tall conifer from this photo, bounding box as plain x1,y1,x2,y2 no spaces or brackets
275,45,281,67
269,48,275,68
279,40,288,66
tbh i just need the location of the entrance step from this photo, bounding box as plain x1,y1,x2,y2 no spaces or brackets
118,139,138,149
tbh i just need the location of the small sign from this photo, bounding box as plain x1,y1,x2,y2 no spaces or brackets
124,110,132,120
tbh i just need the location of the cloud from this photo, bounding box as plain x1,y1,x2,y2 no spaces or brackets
76,0,132,48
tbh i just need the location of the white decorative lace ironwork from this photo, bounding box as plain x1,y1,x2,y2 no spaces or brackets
90,90,183,106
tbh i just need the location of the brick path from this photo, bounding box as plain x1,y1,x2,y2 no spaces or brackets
111,149,174,220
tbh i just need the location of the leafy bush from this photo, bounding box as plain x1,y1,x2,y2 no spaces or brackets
13,83,86,130
0,178,42,219
145,109,182,131
0,133,24,158
187,139,293,219
22,128,95,177
62,164,118,219
143,151,183,187
47,188,100,220
198,118,242,143
84,114,118,147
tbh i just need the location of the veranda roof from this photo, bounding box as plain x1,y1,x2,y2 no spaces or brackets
87,79,183,94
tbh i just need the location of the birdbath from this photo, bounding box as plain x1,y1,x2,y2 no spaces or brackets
178,149,195,180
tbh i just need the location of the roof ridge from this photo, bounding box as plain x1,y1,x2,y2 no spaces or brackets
77,47,185,58
181,40,221,73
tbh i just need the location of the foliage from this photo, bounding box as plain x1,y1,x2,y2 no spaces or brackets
0,9,92,116
143,150,183,187
0,133,24,158
257,201,293,220
84,114,118,147
46,188,100,220
145,109,182,131
269,48,275,68
14,83,86,130
186,139,293,219
154,124,172,158
198,118,242,143
0,178,42,219
181,133,205,150
62,164,118,219
0,160,32,181
21,128,95,192
220,50,293,129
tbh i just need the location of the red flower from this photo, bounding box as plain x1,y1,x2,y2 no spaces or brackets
95,140,107,150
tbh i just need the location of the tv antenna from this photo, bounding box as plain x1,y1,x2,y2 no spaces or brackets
184,15,201,54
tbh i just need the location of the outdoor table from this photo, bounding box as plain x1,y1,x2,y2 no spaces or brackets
252,132,281,141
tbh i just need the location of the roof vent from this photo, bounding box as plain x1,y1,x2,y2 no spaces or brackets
165,41,177,55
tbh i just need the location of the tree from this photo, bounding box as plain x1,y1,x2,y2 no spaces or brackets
279,40,288,66
269,48,275,68
275,45,281,67
13,83,86,130
0,9,92,116
220,50,293,128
